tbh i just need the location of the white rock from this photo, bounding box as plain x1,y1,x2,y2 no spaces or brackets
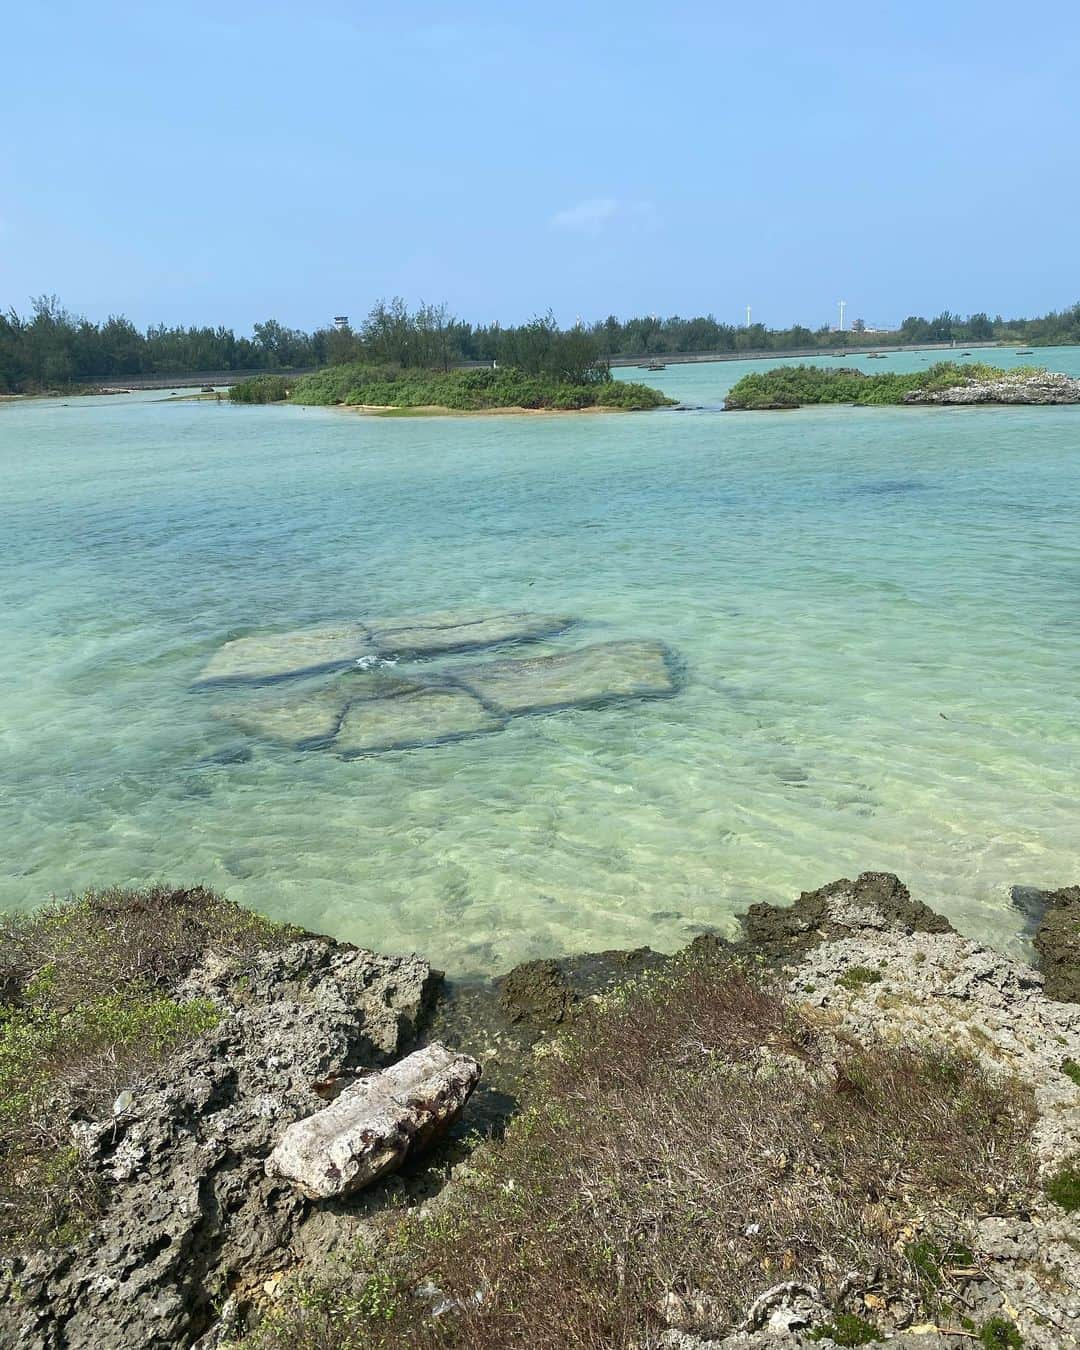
265,1042,481,1199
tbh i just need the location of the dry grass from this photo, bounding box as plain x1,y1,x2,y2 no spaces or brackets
245,957,1037,1349
0,884,300,1252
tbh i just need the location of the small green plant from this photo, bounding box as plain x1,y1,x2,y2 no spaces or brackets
1061,1059,1080,1087
810,1312,879,1345
906,1238,944,1288
838,966,883,992
979,1315,1023,1348
1045,1157,1080,1212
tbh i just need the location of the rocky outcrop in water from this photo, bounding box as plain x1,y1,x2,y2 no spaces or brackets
902,370,1080,404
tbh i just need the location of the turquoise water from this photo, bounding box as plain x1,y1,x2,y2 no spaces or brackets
3,346,1079,975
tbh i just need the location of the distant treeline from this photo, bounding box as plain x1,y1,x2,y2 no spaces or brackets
4,294,1080,392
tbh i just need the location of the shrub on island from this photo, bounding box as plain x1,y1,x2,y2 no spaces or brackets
229,374,291,403
723,361,1043,409
280,362,673,412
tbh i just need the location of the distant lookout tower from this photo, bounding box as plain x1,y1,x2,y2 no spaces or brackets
333,316,349,330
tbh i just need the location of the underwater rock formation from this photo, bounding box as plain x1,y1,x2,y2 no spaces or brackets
202,618,681,756
194,611,572,687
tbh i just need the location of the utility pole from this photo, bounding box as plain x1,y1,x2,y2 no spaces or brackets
746,304,752,328
838,300,846,332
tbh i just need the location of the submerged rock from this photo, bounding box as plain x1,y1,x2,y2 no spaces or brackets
210,636,682,754
451,638,679,714
196,623,372,686
266,1043,481,1198
215,681,352,746
195,610,573,687
335,683,503,754
214,671,419,748
366,610,572,657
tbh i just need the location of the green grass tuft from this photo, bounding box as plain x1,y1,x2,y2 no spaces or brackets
1044,1157,1080,1212
838,966,884,991
979,1315,1024,1348
810,1313,880,1345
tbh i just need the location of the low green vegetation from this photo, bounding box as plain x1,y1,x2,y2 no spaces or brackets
1061,1058,1080,1087
0,885,301,1251
809,1313,879,1345
229,374,291,403
724,361,1041,410
979,1316,1024,1349
1044,1156,1080,1212
241,956,1036,1349
838,965,884,991
6,292,1080,394
261,362,672,412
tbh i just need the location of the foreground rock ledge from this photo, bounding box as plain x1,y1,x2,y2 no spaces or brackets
266,1042,481,1199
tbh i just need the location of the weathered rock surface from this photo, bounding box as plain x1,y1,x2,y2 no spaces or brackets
209,637,682,754
903,370,1080,404
1032,884,1080,1002
451,638,678,714
266,1043,481,1198
334,683,502,754
195,623,373,686
195,610,572,687
736,869,952,964
0,939,443,1350
366,610,572,657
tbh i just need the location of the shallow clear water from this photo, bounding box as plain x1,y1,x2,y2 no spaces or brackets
3,347,1079,976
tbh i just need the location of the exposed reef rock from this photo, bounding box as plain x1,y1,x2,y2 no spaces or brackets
902,370,1080,404
5,873,1079,1348
1032,885,1080,1002
0,939,440,1350
735,870,953,963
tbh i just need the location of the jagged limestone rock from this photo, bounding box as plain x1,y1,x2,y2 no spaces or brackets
452,638,677,715
0,940,439,1350
366,610,572,657
266,1042,481,1198
334,685,503,754
196,623,372,686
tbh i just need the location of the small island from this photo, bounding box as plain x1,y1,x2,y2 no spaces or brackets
724,361,1080,410
229,363,673,414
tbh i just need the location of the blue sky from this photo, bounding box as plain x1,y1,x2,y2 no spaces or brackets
3,1,1078,332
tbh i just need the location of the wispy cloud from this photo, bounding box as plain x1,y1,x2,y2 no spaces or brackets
549,197,657,237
